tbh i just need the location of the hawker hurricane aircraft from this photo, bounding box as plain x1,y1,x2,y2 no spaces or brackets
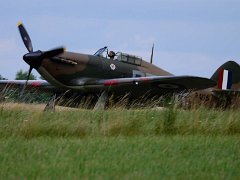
0,22,216,110
182,61,240,109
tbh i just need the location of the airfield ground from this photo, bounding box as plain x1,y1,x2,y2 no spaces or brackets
0,103,239,179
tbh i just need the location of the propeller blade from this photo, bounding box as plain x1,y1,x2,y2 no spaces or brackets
18,22,33,52
20,66,33,98
41,47,65,59
26,66,33,85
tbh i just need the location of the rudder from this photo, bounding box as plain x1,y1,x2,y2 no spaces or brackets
211,61,240,90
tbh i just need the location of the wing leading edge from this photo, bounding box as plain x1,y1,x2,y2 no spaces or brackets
0,80,59,93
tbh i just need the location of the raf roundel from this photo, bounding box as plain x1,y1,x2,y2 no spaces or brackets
110,63,116,70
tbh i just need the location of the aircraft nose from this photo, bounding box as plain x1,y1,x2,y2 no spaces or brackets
23,50,43,69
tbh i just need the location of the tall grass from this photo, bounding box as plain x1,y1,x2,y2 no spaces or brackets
0,102,240,138
1,86,240,137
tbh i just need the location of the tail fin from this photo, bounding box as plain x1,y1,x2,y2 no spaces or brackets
211,61,240,90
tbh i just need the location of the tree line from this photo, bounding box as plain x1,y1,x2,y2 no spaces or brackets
0,69,40,80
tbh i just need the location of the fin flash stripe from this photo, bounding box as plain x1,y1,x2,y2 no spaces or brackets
218,68,232,90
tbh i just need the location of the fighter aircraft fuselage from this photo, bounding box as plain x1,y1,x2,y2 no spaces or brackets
37,51,172,90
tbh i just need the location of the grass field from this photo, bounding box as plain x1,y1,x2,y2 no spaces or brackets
0,103,240,179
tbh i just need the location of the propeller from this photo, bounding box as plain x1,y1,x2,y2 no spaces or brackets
18,22,65,96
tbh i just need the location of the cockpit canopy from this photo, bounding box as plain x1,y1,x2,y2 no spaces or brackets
94,46,142,66
116,52,142,66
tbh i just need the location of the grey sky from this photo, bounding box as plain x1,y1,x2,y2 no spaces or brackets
0,0,240,79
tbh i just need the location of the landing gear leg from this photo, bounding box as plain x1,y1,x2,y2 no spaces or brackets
94,91,108,110
44,93,57,112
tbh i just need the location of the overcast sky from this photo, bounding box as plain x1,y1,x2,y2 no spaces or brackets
0,0,240,79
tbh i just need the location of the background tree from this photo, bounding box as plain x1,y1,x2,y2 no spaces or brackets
15,70,36,80
0,75,7,80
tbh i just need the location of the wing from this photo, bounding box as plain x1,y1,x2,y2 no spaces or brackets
79,75,216,96
0,76,216,97
0,80,61,94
